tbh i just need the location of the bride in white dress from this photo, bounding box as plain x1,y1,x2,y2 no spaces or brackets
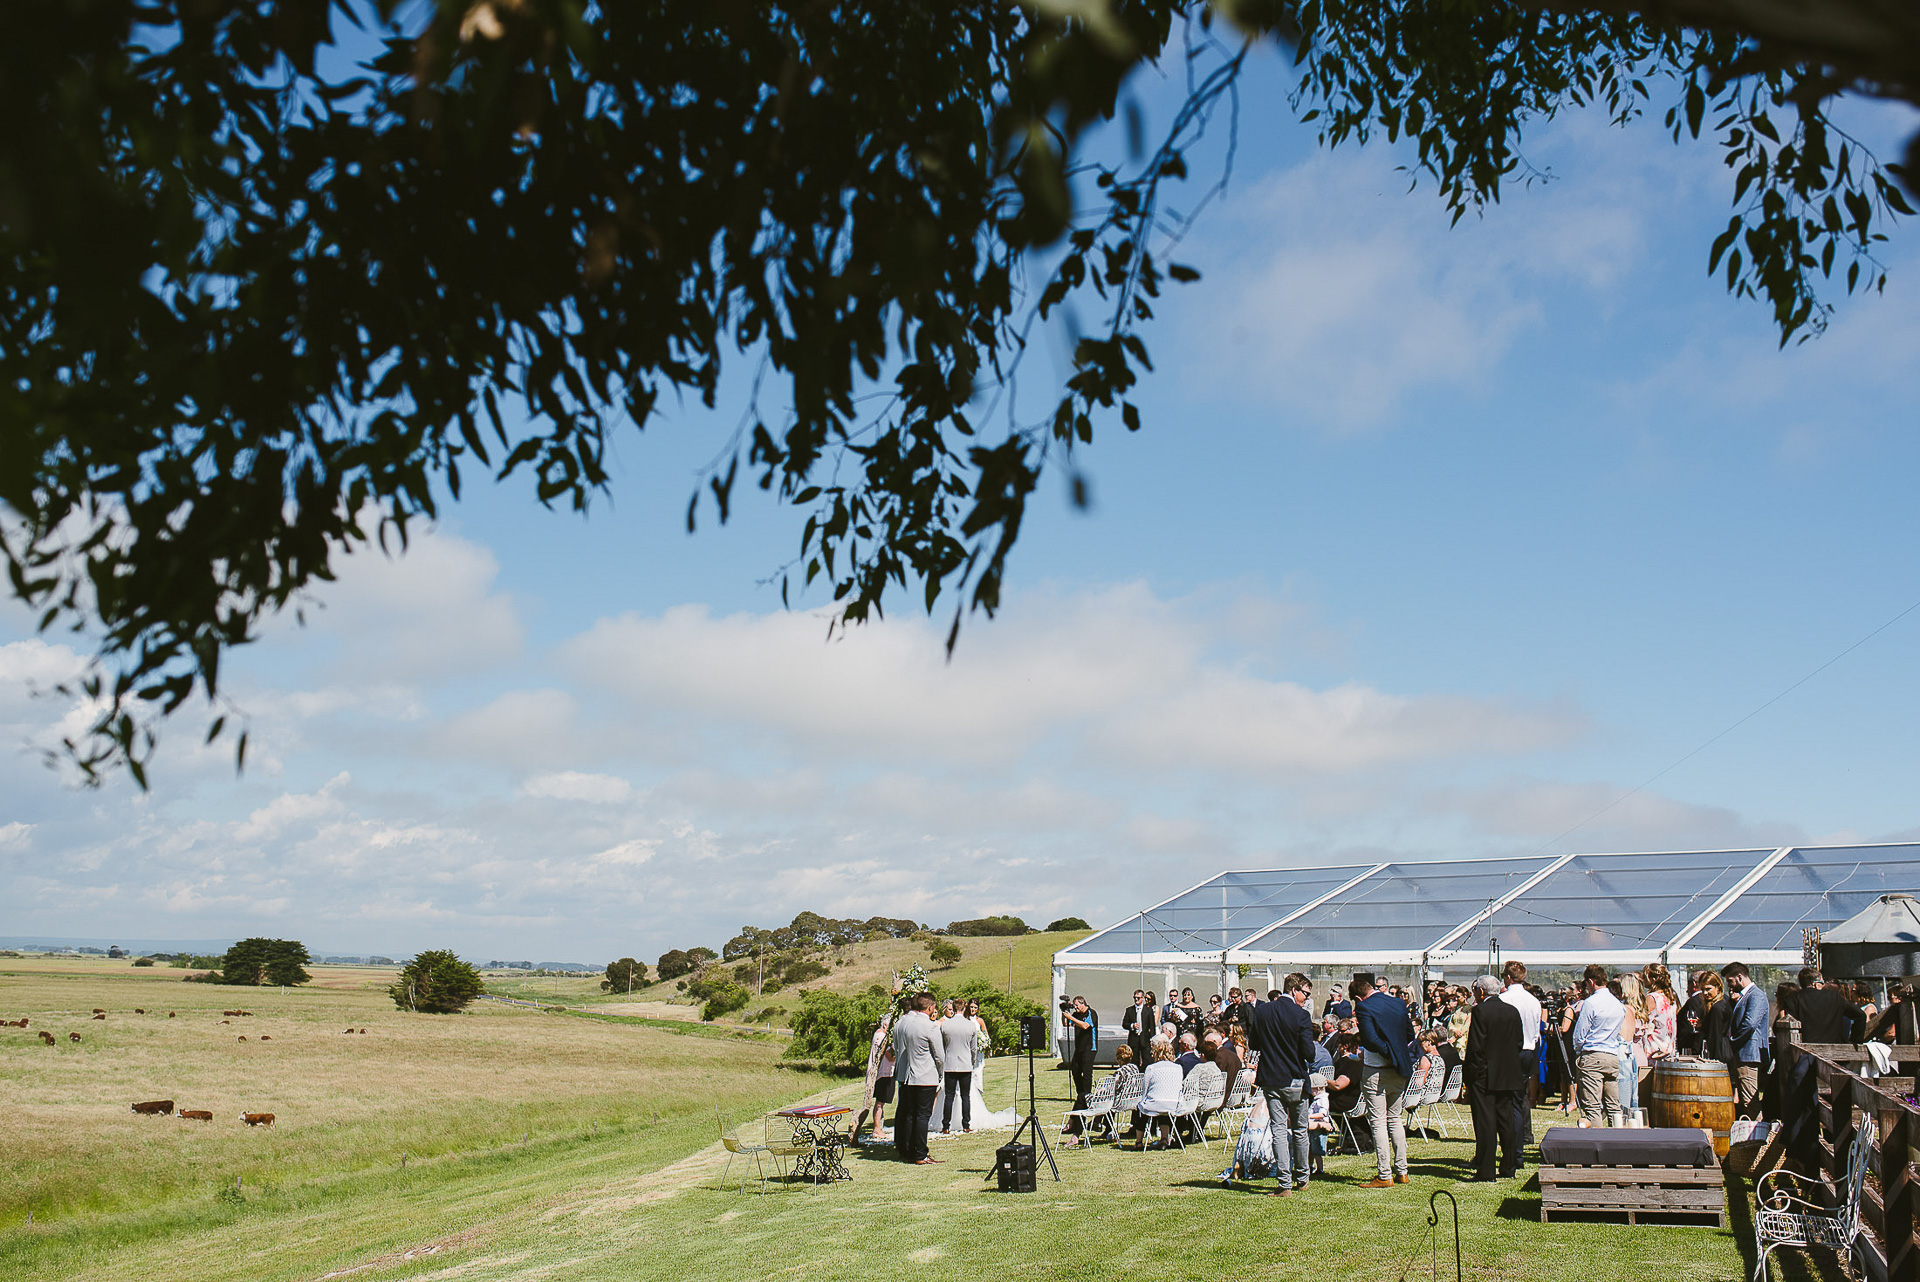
932,999,1017,1133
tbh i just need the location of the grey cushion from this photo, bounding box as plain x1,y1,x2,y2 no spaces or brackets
1539,1126,1717,1168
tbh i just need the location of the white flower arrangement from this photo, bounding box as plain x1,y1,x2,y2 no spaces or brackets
896,964,932,997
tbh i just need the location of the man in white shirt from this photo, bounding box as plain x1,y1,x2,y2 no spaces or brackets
1568,963,1626,1127
1499,960,1542,1147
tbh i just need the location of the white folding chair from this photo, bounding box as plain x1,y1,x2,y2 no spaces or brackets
1059,1073,1115,1153
1433,1064,1467,1136
1163,1068,1215,1150
1109,1074,1146,1144
1210,1067,1255,1142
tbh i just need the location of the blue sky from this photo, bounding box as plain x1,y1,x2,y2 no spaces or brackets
4,44,1918,964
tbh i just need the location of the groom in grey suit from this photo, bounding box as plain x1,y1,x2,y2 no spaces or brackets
892,993,945,1163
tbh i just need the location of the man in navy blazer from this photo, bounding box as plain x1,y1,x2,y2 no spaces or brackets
1235,972,1318,1195
1355,977,1416,1187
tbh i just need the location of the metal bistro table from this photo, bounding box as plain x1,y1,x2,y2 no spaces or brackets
774,1105,853,1185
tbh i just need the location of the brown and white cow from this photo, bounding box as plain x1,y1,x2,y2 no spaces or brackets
240,1112,275,1126
131,1100,174,1115
179,1109,213,1121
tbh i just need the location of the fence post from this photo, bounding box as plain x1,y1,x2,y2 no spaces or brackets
1880,1093,1915,1282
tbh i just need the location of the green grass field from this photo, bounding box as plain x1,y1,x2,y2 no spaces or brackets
1,956,1757,1281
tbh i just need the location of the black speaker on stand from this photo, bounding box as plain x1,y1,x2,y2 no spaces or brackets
990,1015,1059,1189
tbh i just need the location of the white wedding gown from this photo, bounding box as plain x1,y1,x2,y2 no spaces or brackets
930,1057,1018,1135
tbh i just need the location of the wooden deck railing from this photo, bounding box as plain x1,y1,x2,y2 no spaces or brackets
1773,1017,1920,1282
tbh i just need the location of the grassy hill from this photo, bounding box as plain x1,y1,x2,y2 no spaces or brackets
503,929,1092,1025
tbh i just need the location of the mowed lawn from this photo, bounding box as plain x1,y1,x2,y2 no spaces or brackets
2,958,1752,1282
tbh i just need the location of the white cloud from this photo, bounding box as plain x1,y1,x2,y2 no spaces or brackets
521,771,634,804
558,582,1580,777
272,519,524,681
1170,124,1653,431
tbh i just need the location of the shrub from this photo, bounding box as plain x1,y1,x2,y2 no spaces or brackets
784,958,829,985
132,957,155,967
388,950,485,1013
946,916,1028,937
928,941,962,968
700,982,750,1022
947,979,1045,1055
1045,917,1092,932
785,988,891,1069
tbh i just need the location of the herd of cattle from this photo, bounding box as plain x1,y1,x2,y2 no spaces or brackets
129,1100,275,1126
5,1004,323,1128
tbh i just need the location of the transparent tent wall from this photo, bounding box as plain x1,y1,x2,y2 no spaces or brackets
1057,965,1234,1066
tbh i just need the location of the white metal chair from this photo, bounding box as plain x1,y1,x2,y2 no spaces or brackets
1109,1073,1146,1143
1335,1093,1372,1154
1181,1064,1226,1148
1210,1068,1256,1142
1753,1117,1875,1282
1432,1065,1468,1136
1399,1061,1443,1138
1059,1073,1115,1153
1160,1067,1216,1150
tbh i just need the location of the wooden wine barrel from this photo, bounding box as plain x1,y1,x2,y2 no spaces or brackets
1648,1057,1737,1157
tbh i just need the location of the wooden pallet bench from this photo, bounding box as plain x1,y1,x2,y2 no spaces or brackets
1539,1162,1727,1226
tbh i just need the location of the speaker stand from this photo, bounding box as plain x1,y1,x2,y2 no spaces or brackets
1004,1047,1060,1182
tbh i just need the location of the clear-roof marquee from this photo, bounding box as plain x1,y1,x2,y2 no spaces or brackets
1053,844,1920,970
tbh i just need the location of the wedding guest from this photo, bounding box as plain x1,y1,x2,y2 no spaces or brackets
1123,989,1155,1067
1723,962,1770,1120
1180,987,1203,1028
1500,961,1542,1144
1176,1032,1203,1075
1568,965,1626,1127
892,993,945,1164
1614,973,1646,1116
1464,975,1525,1181
1137,1043,1185,1149
1785,968,1866,1044
1356,975,1416,1187
1238,973,1317,1193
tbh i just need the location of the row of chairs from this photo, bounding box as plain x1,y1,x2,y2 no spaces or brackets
1333,1062,1465,1152
1060,1064,1259,1153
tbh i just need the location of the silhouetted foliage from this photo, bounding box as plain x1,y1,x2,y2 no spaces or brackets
7,1,1909,785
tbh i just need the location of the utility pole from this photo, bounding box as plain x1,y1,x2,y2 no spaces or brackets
1007,942,1014,995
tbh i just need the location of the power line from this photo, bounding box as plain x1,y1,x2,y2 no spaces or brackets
1525,593,1920,859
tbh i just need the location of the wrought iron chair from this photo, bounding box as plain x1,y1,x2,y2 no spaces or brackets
1753,1116,1875,1282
